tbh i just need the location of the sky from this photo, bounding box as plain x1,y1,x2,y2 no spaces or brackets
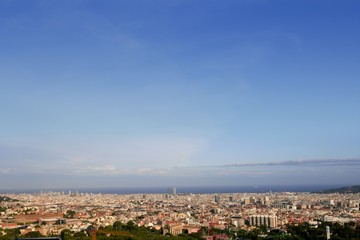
0,0,359,190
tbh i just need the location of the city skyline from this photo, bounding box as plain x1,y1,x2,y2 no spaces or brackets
0,0,359,189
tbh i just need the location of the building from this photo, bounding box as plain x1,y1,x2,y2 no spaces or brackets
167,187,176,195
243,197,251,205
249,215,278,228
230,216,245,227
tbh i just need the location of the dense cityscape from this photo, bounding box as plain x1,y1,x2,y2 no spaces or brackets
1,187,360,239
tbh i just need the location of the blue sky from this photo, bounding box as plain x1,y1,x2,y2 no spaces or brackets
0,0,359,190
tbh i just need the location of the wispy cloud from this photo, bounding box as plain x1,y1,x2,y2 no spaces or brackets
63,158,360,176
1,157,359,189
0,135,210,175
219,158,360,167
115,158,360,177
0,168,13,174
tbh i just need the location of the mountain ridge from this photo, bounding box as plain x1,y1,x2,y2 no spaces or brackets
313,185,360,194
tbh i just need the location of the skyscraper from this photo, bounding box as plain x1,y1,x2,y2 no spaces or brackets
167,187,176,195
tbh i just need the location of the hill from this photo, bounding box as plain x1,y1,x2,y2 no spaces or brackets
0,196,18,202
314,185,360,194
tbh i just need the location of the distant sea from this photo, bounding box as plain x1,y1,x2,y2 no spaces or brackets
0,184,346,194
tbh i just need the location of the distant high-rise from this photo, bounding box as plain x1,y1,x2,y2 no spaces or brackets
215,195,221,203
167,187,176,195
243,197,251,205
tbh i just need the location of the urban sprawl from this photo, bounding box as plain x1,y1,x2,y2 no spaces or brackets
1,189,359,239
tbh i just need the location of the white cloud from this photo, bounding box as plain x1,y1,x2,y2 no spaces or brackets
0,135,210,175
0,168,13,174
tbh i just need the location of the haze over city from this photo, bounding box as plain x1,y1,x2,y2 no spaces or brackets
0,0,359,190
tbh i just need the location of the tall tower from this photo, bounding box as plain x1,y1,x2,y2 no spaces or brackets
326,226,330,240
167,187,176,195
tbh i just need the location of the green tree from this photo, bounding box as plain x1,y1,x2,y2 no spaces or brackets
23,231,44,238
74,231,87,238
61,229,74,239
113,221,124,230
64,210,76,218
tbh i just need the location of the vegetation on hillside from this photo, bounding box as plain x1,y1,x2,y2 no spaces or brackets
314,185,360,194
1,220,359,240
0,196,18,202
